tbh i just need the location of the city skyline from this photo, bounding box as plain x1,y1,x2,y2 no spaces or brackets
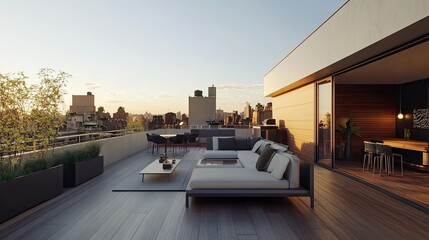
0,0,346,114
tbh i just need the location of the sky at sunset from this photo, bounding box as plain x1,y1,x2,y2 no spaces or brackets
0,0,346,115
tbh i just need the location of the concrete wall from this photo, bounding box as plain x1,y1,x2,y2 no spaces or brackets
16,128,251,168
235,128,253,138
265,0,429,97
17,129,195,167
99,133,148,166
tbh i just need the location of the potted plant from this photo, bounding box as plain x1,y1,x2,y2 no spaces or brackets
337,115,361,160
56,141,103,187
0,69,69,223
0,158,63,223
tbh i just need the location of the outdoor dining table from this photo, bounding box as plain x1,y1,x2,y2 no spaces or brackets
160,134,177,157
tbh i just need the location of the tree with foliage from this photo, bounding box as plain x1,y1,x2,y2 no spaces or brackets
0,72,32,168
30,69,69,158
127,116,144,132
0,69,69,177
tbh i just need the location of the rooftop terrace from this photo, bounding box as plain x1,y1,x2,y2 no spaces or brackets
1,146,428,239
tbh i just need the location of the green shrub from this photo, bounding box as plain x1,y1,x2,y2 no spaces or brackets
83,141,101,159
23,158,48,174
0,141,101,183
53,141,101,166
0,162,25,183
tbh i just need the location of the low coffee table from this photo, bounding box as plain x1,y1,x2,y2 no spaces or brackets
139,159,181,182
196,159,243,168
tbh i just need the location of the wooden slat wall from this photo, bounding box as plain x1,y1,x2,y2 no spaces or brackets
335,84,396,161
273,83,315,162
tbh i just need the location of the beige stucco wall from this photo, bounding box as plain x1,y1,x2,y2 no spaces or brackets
188,96,216,126
265,0,429,97
272,83,315,162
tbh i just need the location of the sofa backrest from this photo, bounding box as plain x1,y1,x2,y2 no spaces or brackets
201,129,235,145
207,136,262,150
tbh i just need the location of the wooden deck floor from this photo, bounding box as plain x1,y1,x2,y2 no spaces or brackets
334,160,429,209
1,148,429,240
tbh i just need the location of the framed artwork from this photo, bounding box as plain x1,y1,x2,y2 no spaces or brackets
413,108,429,129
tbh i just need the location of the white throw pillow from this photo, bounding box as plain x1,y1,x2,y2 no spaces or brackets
269,153,290,180
282,152,300,188
251,140,263,153
266,154,278,173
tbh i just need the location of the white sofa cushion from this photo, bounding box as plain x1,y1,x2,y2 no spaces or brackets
236,151,259,169
188,168,290,189
269,153,290,180
281,153,300,189
203,150,238,159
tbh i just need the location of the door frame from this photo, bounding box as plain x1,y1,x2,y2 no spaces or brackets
315,77,334,168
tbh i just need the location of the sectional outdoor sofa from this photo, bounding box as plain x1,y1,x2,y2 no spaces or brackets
186,137,314,208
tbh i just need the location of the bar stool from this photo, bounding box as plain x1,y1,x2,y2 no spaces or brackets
381,144,403,176
374,143,391,175
375,144,404,176
363,141,376,171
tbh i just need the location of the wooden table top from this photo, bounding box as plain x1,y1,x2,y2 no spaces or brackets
382,138,428,152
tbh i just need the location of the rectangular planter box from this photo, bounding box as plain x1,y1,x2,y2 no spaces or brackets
0,165,64,224
63,155,104,187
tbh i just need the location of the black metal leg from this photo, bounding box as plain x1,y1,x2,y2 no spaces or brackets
186,195,189,208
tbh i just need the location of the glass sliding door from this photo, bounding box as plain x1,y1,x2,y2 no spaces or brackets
317,80,333,167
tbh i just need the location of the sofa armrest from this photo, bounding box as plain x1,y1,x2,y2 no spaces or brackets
207,137,213,150
299,161,314,207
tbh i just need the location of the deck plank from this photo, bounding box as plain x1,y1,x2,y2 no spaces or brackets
0,147,428,240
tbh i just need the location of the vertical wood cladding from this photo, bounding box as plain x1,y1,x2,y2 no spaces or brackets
335,84,396,161
273,84,315,163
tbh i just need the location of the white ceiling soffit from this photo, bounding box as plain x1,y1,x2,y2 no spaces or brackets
335,40,429,84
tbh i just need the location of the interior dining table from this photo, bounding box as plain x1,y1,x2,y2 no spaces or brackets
382,138,429,165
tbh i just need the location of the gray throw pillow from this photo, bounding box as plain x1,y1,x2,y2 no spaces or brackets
257,141,271,155
218,137,236,150
255,146,276,171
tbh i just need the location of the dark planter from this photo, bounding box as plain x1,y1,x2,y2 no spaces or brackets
0,165,63,223
63,155,104,187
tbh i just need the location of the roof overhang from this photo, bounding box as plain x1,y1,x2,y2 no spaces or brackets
265,0,429,97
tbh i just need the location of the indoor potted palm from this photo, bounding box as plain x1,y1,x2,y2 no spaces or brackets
337,115,361,160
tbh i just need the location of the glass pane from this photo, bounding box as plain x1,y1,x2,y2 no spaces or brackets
318,81,332,166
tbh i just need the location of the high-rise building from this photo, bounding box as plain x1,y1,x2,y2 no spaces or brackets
216,109,224,122
188,85,216,126
263,102,273,121
70,92,95,113
252,103,264,125
244,102,252,119
165,112,177,126
67,92,97,131
113,107,129,129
